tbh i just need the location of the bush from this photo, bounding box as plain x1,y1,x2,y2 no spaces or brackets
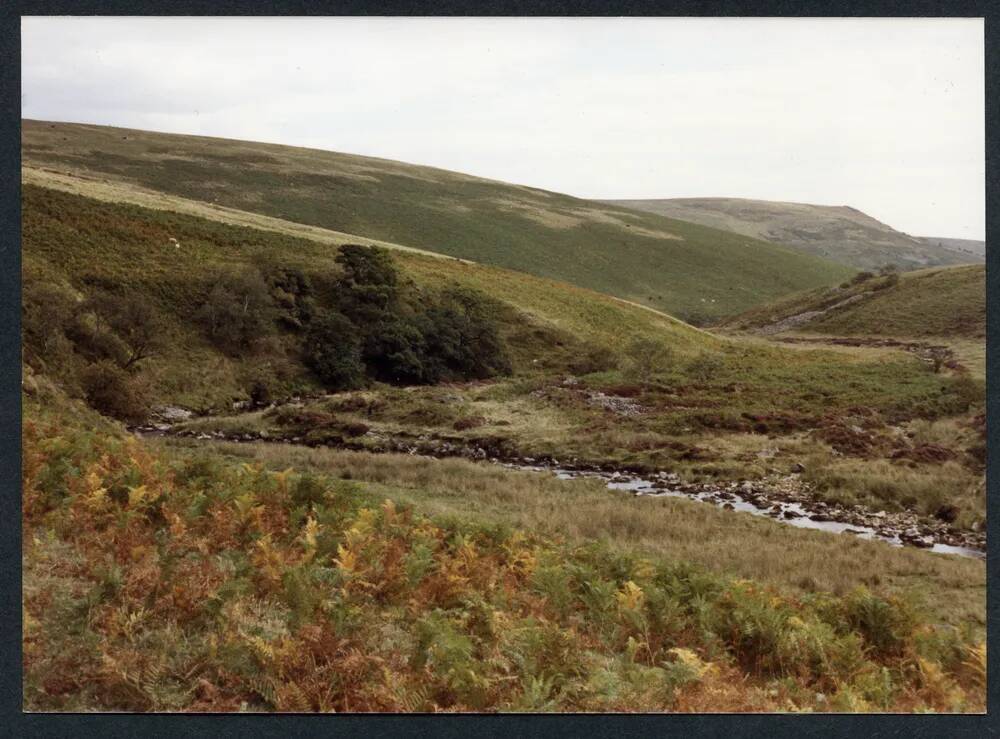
335,244,400,326
303,313,365,390
419,288,512,382
22,277,77,367
685,352,725,382
265,266,315,331
325,246,510,386
81,360,151,423
624,338,674,382
64,311,130,367
569,345,619,375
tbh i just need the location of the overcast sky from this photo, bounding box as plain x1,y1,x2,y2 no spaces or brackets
22,17,985,239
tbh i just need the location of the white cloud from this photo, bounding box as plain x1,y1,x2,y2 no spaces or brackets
21,16,984,239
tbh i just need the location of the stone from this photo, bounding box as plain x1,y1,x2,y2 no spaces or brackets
156,405,194,422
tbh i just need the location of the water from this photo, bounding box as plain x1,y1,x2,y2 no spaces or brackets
514,465,984,560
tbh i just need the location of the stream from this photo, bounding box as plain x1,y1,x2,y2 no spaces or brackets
506,463,985,560
141,421,986,561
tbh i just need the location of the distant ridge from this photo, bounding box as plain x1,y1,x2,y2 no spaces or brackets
604,197,980,272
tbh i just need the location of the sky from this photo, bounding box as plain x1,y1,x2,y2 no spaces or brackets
21,17,985,239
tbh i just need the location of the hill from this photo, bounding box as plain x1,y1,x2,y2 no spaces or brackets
21,183,716,412
918,236,986,260
604,197,979,272
723,264,985,339
21,120,853,324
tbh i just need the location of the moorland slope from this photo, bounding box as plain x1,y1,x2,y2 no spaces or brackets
22,120,853,324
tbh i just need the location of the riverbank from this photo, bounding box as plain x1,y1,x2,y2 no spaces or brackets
136,414,985,558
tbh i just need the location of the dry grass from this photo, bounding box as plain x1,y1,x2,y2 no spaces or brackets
165,438,986,633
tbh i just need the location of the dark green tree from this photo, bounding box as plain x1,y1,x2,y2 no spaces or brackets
303,312,365,390
196,270,276,355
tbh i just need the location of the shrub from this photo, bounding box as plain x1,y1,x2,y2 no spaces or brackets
331,247,510,386
419,288,512,382
335,244,400,326
22,277,77,367
81,360,151,423
64,311,130,367
947,375,982,412
265,266,315,331
685,352,725,382
624,338,674,382
840,588,917,659
569,345,619,375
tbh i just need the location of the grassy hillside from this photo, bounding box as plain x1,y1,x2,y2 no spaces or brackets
723,265,985,339
918,236,986,260
22,120,854,324
605,197,978,272
22,184,714,411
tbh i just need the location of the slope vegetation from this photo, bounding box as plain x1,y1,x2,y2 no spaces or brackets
22,120,853,324
22,389,986,713
723,265,985,339
606,197,978,272
918,236,986,260
21,184,715,411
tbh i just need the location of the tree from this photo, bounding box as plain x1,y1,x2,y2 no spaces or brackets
22,277,77,366
302,312,365,390
88,293,165,369
421,288,511,381
335,245,399,325
196,270,276,355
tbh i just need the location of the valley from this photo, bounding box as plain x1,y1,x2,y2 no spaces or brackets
21,124,987,713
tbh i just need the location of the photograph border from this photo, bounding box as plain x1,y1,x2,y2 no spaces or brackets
1,2,995,736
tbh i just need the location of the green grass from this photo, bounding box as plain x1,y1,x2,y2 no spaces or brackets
24,183,984,527
724,266,985,339
22,119,854,324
